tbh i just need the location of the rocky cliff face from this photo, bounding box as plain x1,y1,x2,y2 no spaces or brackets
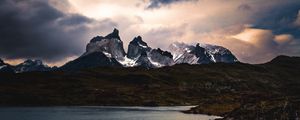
83,28,126,60
135,51,156,68
125,36,175,68
148,48,175,67
127,36,151,59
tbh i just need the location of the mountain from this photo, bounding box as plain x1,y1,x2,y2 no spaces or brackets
1,29,239,72
0,59,14,73
83,28,126,60
169,42,238,64
199,43,239,63
14,59,53,73
60,29,124,71
125,36,174,68
60,52,122,71
147,48,174,67
127,36,151,59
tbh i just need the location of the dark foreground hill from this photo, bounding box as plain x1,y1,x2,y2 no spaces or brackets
0,55,300,119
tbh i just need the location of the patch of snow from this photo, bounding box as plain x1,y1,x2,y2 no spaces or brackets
184,48,192,53
118,56,138,67
138,42,148,48
0,65,7,70
210,54,216,62
102,51,112,58
148,57,163,67
173,53,184,61
171,43,178,48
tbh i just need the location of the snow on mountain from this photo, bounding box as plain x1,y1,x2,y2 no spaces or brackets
61,29,238,70
14,59,52,73
125,36,175,68
135,51,156,68
148,48,175,67
169,42,238,64
197,43,239,63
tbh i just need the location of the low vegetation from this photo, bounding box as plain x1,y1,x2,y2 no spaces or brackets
0,55,299,119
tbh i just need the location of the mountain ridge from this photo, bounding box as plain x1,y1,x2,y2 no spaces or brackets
60,28,238,70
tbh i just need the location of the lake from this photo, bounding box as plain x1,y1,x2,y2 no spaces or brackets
0,106,222,120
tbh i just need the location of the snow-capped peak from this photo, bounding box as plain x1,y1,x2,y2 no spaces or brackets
169,42,238,64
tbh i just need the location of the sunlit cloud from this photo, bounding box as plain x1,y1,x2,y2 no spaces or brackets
1,0,300,66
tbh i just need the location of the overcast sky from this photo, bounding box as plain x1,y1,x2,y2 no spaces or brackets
1,0,300,66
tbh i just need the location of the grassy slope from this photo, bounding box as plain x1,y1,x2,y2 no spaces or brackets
0,56,299,119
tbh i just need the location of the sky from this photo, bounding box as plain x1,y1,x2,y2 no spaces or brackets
0,0,300,66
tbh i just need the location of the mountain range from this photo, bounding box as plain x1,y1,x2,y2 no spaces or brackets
1,28,238,73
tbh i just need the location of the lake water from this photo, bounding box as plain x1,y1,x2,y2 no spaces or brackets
0,106,221,120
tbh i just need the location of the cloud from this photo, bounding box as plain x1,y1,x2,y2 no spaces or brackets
274,34,294,45
145,0,198,9
1,0,300,65
230,27,297,63
232,28,276,48
0,0,117,64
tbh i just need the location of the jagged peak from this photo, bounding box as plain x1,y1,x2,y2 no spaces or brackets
90,28,121,43
131,36,142,43
130,36,148,47
152,48,173,59
193,43,206,52
105,28,120,39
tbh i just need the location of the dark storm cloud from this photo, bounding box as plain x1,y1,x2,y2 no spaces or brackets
146,0,197,9
0,0,117,62
250,1,300,38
